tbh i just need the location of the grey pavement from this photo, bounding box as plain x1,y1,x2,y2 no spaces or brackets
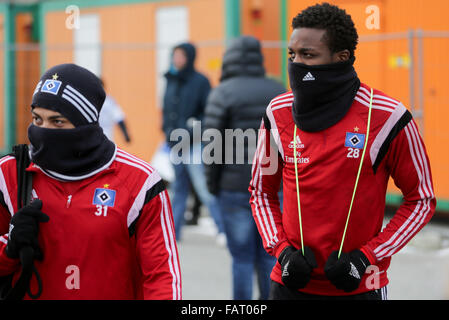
387,222,449,299
176,215,449,300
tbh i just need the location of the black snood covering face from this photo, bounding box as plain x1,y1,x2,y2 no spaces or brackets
28,124,116,181
288,56,361,132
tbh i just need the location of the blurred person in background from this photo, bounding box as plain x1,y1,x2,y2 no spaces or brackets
99,78,131,144
250,2,435,300
204,36,285,300
162,42,225,244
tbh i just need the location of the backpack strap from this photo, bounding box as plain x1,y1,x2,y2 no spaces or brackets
12,144,33,209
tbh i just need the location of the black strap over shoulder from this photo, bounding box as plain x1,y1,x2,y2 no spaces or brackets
13,144,33,209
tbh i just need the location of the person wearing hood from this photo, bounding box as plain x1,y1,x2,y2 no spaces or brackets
0,64,181,299
162,43,225,243
249,2,435,300
203,36,285,299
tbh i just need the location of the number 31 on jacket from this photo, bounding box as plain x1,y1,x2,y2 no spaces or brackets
95,205,108,217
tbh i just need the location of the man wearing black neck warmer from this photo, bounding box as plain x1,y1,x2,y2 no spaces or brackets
249,3,435,300
0,64,181,299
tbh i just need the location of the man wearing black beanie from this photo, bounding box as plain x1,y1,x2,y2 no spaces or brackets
0,64,181,299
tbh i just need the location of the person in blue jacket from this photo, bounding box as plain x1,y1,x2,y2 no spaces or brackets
162,42,224,243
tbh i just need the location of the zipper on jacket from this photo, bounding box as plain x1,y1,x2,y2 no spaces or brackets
66,195,72,208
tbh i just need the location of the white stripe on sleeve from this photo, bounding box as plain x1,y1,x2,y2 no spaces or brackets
159,191,181,300
374,122,433,260
126,172,162,228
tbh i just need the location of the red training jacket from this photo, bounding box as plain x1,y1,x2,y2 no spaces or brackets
0,148,181,300
249,83,436,296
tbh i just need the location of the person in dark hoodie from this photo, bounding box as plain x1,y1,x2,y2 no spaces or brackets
162,42,225,243
203,36,285,299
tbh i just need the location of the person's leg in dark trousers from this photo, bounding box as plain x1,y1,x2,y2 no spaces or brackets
219,191,257,299
171,162,191,240
255,227,276,300
186,183,201,226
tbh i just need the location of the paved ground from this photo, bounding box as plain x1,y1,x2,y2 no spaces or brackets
177,217,232,300
387,222,449,299
177,214,449,300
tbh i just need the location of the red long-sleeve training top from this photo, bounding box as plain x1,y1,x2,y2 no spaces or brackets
0,148,181,300
249,83,436,296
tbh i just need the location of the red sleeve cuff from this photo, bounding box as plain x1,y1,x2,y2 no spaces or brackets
360,246,377,265
273,240,290,260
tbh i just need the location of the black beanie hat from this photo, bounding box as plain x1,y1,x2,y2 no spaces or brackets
31,63,105,127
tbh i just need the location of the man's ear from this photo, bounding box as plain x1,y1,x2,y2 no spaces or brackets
332,49,351,63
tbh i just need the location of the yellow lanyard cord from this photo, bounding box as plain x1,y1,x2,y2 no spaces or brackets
293,88,374,258
293,125,304,254
337,88,373,258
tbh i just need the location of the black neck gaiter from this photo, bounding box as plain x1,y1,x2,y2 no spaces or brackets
28,124,116,181
288,57,360,132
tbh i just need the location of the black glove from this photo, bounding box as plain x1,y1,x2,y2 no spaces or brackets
324,249,371,292
5,200,49,260
278,245,317,290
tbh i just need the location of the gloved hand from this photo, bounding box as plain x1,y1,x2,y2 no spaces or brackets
5,199,49,260
278,245,317,290
324,249,371,292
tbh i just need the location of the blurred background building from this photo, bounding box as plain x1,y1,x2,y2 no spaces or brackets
0,0,447,217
